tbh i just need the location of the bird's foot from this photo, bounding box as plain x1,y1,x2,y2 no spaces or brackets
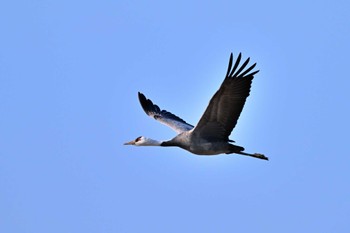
254,153,269,160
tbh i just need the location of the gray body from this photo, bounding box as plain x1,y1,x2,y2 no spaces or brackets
161,130,242,155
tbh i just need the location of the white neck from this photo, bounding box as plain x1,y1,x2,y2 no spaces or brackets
138,138,162,146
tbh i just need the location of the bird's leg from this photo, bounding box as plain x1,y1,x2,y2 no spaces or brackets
237,151,269,160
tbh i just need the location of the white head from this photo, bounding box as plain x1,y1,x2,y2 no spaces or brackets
124,136,162,146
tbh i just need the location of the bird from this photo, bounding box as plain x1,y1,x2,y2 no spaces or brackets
124,53,268,160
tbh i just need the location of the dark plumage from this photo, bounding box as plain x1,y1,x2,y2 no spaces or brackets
193,53,258,142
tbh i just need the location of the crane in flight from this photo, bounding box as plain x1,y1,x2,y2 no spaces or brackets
124,53,268,160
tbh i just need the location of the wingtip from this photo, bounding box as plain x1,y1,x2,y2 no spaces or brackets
250,69,260,76
227,52,243,77
138,92,148,108
226,53,234,77
138,92,146,101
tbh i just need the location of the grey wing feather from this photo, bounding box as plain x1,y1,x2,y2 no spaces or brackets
138,92,194,134
193,53,259,141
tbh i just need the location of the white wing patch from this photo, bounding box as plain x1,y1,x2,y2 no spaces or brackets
138,92,194,134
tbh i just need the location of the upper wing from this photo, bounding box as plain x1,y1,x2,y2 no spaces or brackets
138,92,194,134
192,53,259,141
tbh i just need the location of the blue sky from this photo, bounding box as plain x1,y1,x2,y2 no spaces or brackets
1,0,349,232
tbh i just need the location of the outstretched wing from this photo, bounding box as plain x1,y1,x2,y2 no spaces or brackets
192,53,259,141
138,92,194,134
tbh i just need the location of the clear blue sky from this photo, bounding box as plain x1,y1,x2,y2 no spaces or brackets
1,0,349,232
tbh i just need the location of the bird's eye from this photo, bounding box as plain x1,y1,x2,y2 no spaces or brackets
135,136,142,142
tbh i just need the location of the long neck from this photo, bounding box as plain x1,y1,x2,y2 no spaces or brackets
141,138,163,146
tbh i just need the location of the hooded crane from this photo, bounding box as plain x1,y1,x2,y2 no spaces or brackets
124,53,268,160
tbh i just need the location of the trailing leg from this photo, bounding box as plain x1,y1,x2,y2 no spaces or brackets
236,151,269,160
